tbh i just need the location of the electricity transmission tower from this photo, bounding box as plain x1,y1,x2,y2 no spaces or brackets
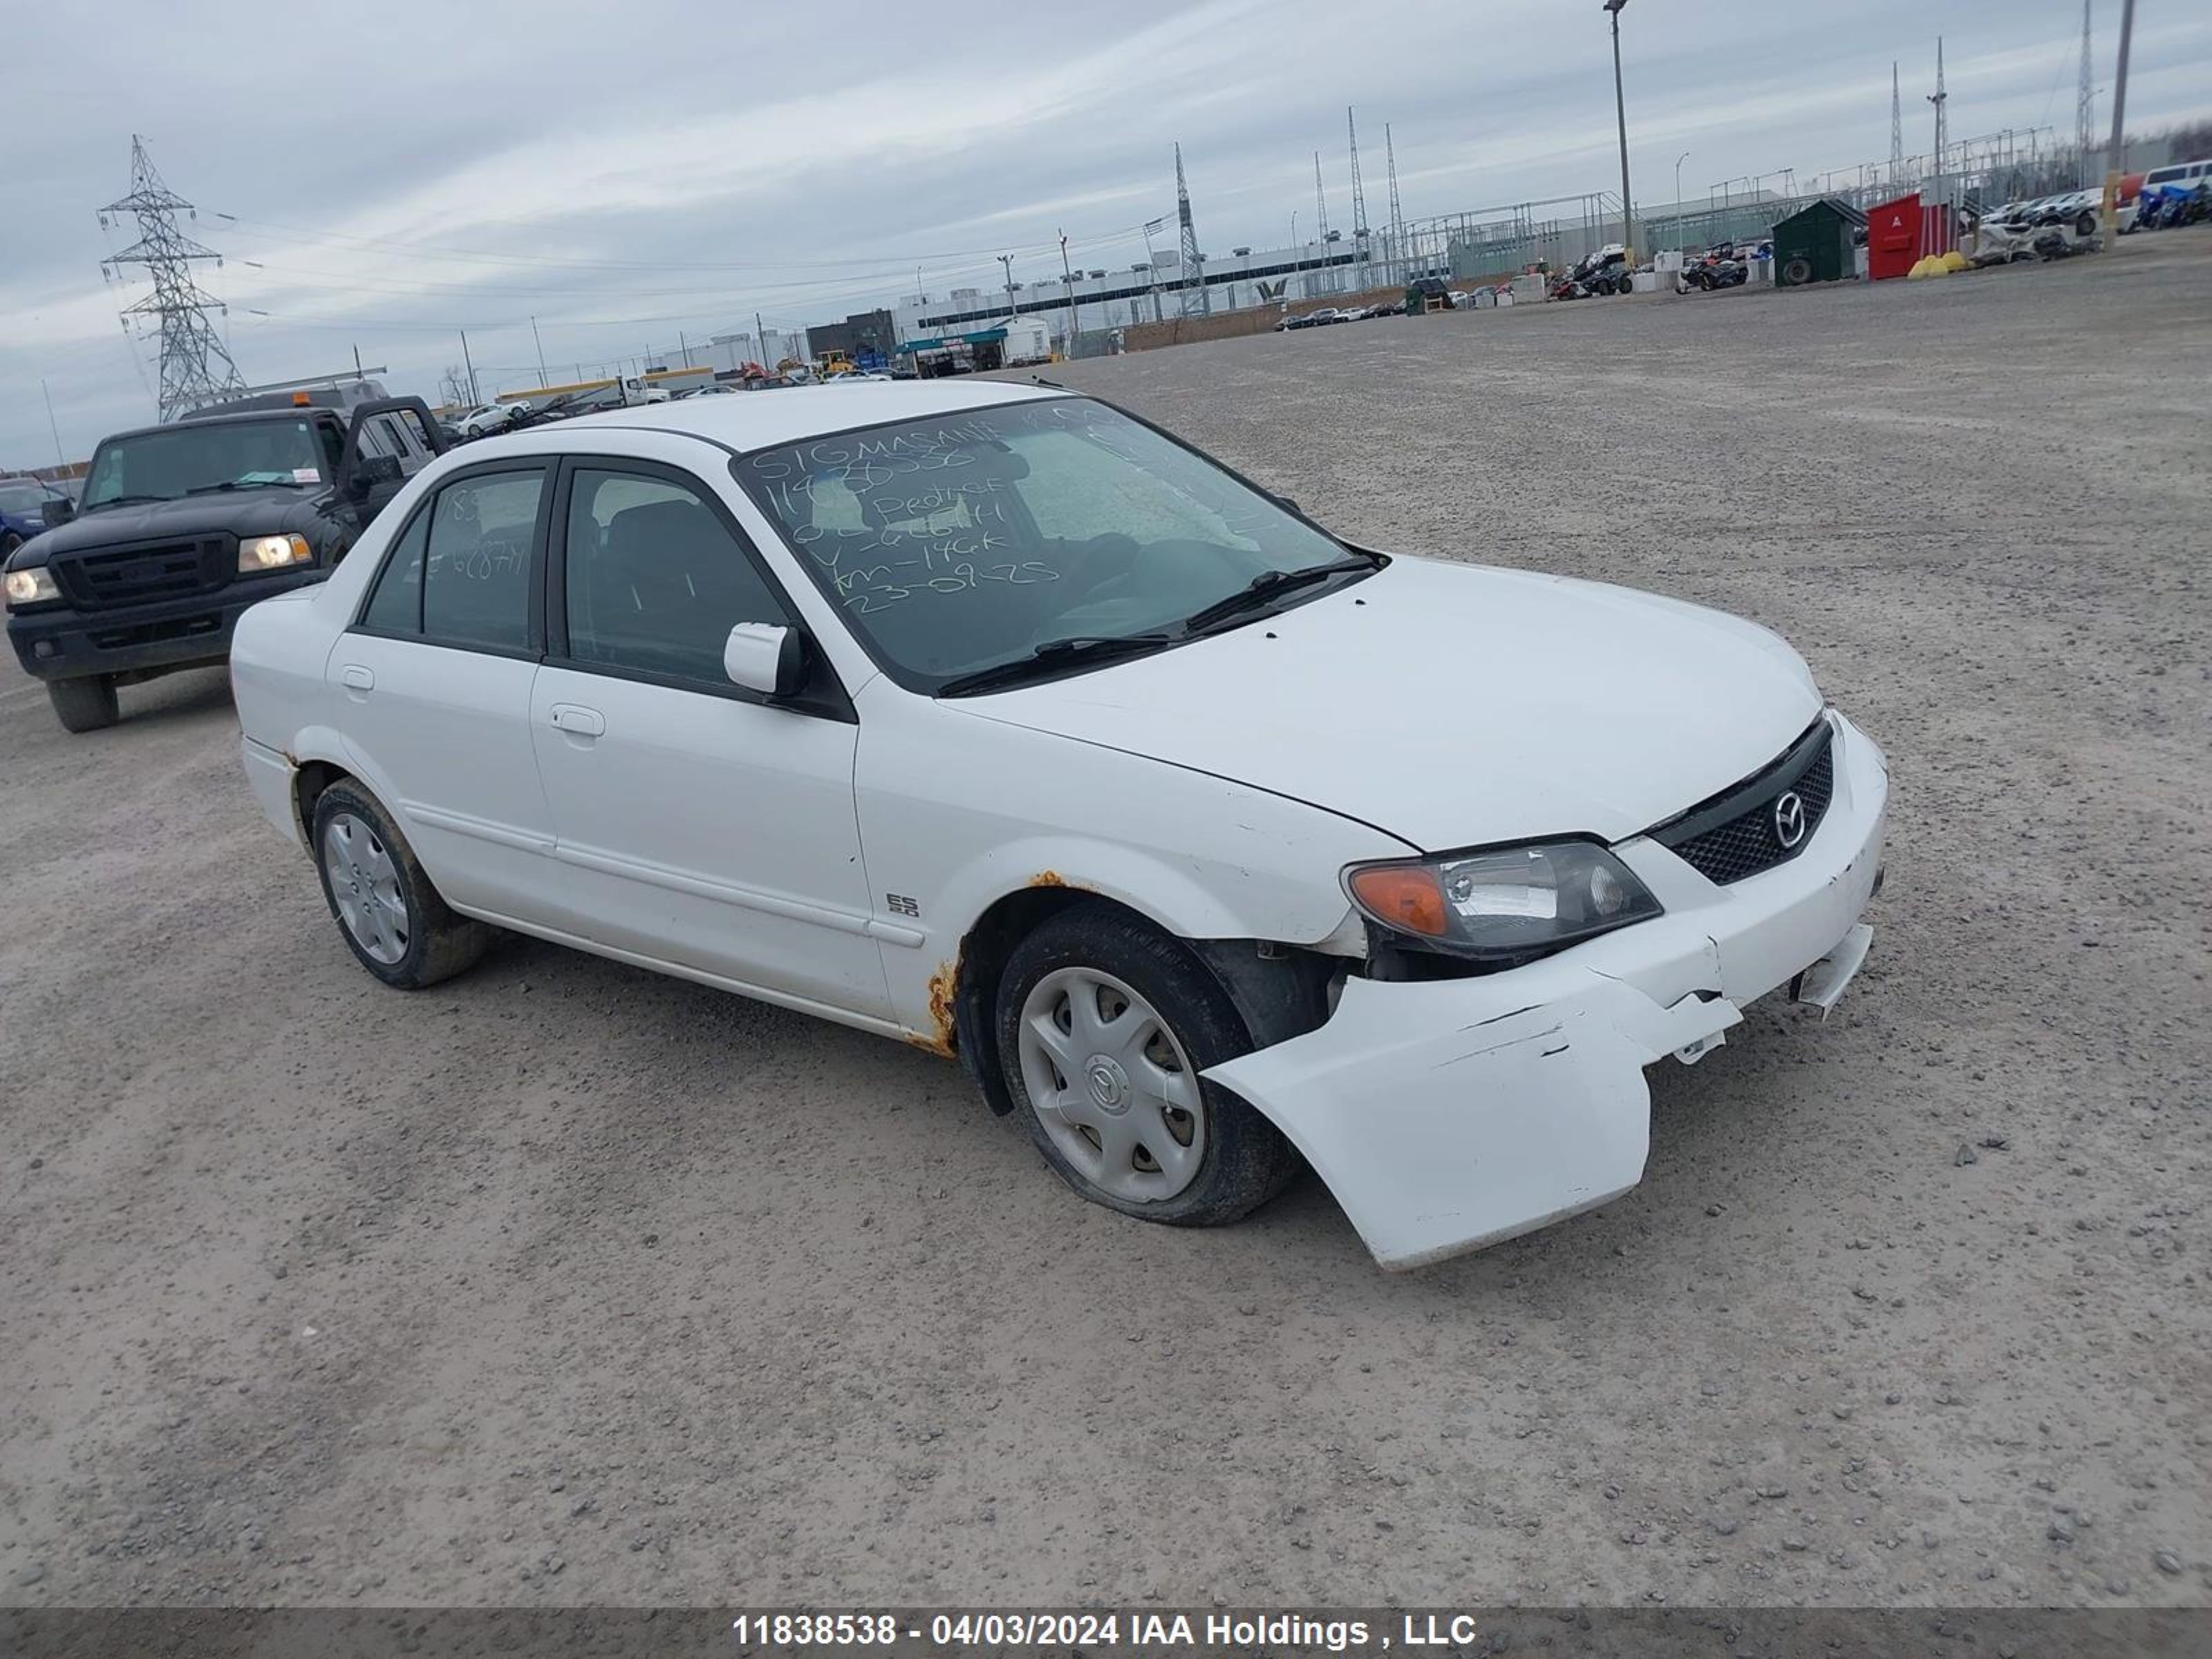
1174,142,1207,317
100,135,245,420
1890,63,1904,186
2077,1,2096,169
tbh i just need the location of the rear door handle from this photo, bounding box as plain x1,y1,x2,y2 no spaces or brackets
550,703,606,738
340,664,374,695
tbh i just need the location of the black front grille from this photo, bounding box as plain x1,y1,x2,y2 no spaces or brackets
57,538,230,609
1650,722,1835,886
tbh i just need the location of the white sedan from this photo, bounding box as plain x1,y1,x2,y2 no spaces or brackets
231,381,1886,1268
455,400,532,438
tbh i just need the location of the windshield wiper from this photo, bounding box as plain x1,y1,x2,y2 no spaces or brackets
82,493,174,511
185,478,299,496
936,633,1177,698
1179,553,1378,634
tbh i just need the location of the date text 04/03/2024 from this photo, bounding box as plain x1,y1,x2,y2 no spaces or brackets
729,1612,1487,1649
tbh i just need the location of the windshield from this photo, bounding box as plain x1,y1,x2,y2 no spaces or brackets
739,397,1362,690
0,482,54,516
81,418,327,508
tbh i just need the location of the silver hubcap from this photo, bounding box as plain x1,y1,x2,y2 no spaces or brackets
1017,967,1205,1203
322,812,409,966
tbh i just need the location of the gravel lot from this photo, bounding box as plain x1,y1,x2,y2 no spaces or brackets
2,236,2206,1613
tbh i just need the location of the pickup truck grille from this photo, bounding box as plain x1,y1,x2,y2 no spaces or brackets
55,538,232,610
1649,721,1835,886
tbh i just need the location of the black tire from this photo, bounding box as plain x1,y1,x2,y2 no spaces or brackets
2075,210,2098,238
1781,256,1815,287
1,532,20,559
995,901,1300,1229
48,675,119,733
310,779,489,989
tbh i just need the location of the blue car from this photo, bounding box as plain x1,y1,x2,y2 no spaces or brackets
0,476,68,557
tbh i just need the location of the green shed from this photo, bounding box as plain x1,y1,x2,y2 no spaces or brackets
1771,197,1866,286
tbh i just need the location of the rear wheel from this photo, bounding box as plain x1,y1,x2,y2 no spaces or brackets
311,780,489,988
48,675,119,733
995,903,1299,1228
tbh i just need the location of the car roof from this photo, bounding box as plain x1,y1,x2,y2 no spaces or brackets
531,376,1067,455
95,408,338,447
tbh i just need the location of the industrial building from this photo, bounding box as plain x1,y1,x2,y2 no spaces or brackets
804,309,899,366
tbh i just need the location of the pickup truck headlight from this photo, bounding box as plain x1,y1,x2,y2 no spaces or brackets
4,565,62,608
239,533,312,572
1344,839,1663,962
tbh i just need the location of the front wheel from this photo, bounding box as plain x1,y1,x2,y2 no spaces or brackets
48,675,119,733
995,903,1300,1228
311,780,489,988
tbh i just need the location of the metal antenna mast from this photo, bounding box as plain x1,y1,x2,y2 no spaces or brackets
1347,106,1370,234
1927,37,1949,183
1890,63,1904,185
2077,1,2096,168
1173,141,1207,317
1385,122,1407,286
100,135,245,420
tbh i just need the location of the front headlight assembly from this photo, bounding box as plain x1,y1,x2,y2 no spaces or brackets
239,533,312,573
1344,839,1663,964
4,565,62,609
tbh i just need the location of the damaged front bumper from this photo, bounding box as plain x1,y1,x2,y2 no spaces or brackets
1207,712,1888,1270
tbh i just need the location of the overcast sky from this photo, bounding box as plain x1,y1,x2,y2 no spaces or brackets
6,0,2207,465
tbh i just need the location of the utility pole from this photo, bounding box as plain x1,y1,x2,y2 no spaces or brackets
2102,0,2137,243
2077,1,2097,174
756,310,769,367
458,330,479,406
1058,230,1080,359
1604,1,1635,259
998,252,1017,318
1928,37,1949,186
530,315,548,386
1140,218,1166,322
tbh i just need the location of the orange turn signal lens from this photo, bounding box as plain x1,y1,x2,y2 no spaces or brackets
1347,865,1448,937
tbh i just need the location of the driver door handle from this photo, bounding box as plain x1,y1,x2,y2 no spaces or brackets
340,664,375,694
550,703,606,738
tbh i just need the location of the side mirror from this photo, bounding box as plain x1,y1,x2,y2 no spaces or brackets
348,454,404,497
724,622,804,699
44,495,75,526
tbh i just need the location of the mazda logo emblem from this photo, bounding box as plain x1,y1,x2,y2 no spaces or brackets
1773,791,1808,850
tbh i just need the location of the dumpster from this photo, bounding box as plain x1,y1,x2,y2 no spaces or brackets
1772,197,1866,286
1866,192,1962,281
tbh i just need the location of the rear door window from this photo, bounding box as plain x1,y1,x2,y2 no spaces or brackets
420,469,545,653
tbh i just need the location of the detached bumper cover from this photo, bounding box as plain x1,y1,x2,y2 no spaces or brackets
1208,712,1888,1270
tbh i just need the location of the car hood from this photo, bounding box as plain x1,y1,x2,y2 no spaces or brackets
16,490,324,567
954,555,1826,851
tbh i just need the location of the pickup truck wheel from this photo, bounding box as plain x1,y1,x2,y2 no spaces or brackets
47,676,119,733
996,903,1298,1228
311,781,488,989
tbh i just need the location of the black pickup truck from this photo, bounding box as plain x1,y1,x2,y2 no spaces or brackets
3,391,443,732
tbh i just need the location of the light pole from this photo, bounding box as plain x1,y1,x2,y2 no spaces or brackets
997,252,1017,319
1058,230,1080,359
1604,0,1635,259
1674,151,1689,254
529,315,547,386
